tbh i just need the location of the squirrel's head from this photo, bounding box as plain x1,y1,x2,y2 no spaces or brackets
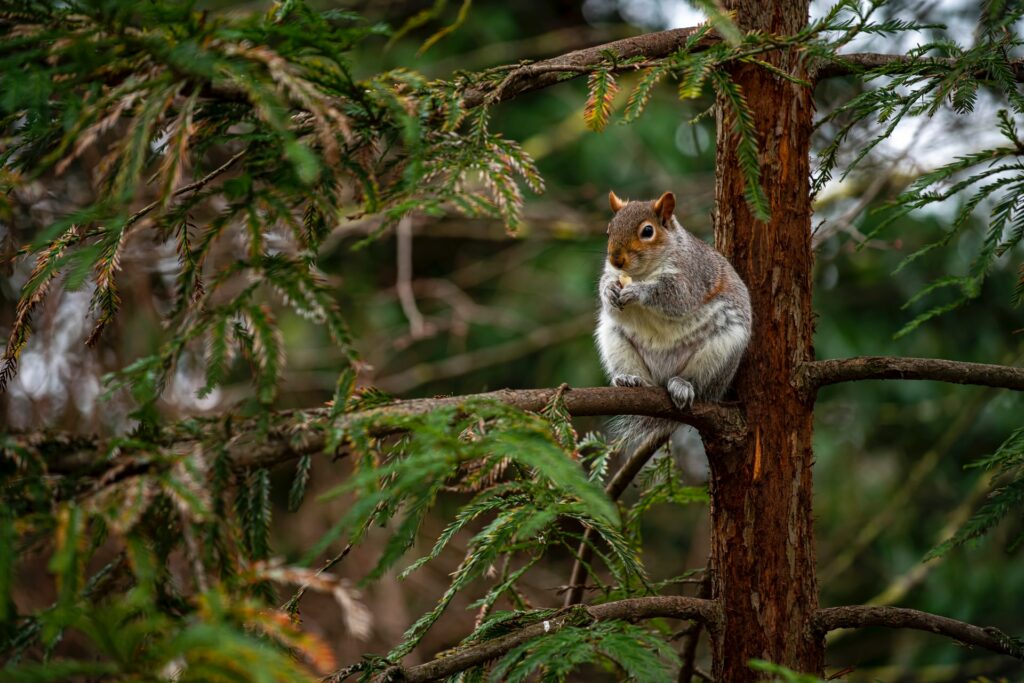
605,190,677,277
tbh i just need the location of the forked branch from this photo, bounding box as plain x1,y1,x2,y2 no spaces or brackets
815,606,1024,660
800,356,1024,393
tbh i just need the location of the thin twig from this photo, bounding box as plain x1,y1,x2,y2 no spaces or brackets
395,214,428,339
677,573,712,682
564,431,673,607
179,512,209,594
812,53,1024,82
124,149,246,229
461,27,715,108
377,313,594,393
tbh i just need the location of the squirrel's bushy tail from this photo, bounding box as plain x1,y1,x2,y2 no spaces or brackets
608,415,679,454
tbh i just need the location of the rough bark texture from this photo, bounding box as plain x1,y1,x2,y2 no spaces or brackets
708,1,822,679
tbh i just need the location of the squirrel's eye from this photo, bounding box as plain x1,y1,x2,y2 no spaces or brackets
640,224,655,239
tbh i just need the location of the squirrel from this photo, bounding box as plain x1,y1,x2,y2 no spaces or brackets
596,190,752,448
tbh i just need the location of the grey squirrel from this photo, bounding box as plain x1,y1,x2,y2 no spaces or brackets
596,190,752,448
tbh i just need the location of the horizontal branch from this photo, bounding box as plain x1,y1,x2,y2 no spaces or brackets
456,24,1024,109
800,356,1024,393
815,606,1024,660
361,596,719,683
813,52,1024,81
16,386,742,481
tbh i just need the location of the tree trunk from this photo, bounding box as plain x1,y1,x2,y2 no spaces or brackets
706,1,821,679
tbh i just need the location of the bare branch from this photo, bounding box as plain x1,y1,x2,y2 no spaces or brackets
377,313,593,393
800,356,1024,393
395,214,428,340
677,573,713,683
815,606,1024,660
340,596,719,683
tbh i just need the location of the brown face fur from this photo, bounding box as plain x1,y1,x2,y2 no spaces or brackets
606,191,676,276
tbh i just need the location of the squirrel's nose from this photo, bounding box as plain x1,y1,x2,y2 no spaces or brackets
610,252,628,270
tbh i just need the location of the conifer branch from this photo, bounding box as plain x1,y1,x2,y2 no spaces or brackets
122,149,247,230
563,431,673,607
814,606,1024,660
18,386,744,482
813,53,1024,82
342,596,719,683
462,27,715,108
800,356,1024,393
457,27,1024,109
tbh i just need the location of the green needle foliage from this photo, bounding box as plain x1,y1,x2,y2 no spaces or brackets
0,0,542,399
2,0,1024,680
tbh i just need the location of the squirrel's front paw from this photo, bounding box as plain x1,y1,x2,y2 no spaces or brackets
667,377,695,409
613,374,650,387
602,281,624,310
616,284,639,308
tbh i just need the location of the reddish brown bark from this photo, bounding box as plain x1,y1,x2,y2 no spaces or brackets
708,1,822,680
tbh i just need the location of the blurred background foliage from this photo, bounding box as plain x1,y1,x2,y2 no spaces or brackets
1,0,1022,680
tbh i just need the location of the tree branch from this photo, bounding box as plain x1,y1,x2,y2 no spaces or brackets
376,314,594,394
350,596,719,683
812,53,1024,82
454,23,1024,110
462,27,714,108
15,386,743,481
814,606,1024,660
800,356,1024,393
564,431,673,607
677,573,713,683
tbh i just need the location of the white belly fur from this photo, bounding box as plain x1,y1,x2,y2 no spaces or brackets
612,299,725,350
598,299,743,389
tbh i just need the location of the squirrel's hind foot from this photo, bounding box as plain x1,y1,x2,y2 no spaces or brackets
612,374,651,388
667,376,695,409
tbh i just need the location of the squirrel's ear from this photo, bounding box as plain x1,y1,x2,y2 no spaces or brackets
609,190,625,213
653,191,675,225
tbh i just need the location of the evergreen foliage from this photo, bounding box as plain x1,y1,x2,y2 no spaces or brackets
1,0,1023,680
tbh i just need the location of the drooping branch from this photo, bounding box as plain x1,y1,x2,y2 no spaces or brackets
341,596,719,683
16,386,743,481
799,356,1024,394
814,606,1024,660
